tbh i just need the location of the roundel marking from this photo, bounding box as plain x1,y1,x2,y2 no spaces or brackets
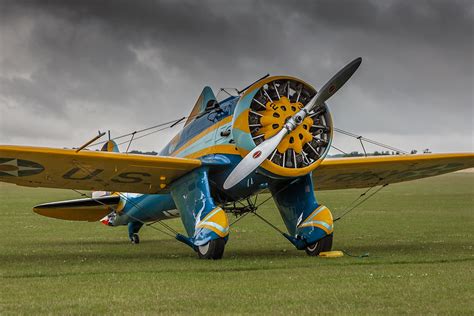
0,158,45,177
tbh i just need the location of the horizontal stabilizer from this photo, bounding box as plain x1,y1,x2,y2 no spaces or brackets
33,195,120,221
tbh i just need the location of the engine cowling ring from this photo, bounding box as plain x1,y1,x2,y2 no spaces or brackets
231,76,333,178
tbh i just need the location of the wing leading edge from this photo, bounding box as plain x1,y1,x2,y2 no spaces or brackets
313,153,474,190
0,145,202,194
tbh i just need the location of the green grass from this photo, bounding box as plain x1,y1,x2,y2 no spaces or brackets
0,173,473,315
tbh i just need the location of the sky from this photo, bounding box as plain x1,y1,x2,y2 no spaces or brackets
1,0,473,154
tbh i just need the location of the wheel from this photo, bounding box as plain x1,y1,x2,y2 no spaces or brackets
197,238,226,260
130,233,140,244
305,234,333,256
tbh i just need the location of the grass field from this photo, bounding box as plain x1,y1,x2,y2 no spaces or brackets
0,173,473,315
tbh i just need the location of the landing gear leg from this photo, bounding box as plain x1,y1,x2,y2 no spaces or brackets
128,222,143,244
170,167,229,260
271,174,334,255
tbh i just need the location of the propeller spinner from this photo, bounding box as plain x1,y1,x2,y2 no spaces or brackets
223,57,362,190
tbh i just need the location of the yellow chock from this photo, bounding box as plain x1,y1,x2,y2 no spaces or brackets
319,250,344,258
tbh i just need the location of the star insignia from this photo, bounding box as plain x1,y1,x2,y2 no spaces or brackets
0,158,44,177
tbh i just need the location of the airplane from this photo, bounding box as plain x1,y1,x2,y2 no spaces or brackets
0,57,472,259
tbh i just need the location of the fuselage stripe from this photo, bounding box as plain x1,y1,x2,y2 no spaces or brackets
172,116,233,157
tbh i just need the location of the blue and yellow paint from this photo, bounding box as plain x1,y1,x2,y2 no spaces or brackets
11,77,471,253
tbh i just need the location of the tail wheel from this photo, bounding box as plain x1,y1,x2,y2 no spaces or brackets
305,234,333,256
197,238,226,260
248,79,332,169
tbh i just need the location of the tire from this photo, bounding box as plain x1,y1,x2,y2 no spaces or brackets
305,234,333,256
130,233,140,244
197,238,226,260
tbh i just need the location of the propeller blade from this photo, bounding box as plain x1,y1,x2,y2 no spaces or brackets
223,127,287,190
304,57,362,112
224,58,362,190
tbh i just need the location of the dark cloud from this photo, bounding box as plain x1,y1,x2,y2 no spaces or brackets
0,0,472,152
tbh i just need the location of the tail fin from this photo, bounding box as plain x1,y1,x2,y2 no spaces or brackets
184,86,217,127
101,139,119,153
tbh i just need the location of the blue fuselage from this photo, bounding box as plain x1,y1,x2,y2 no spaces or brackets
116,96,270,225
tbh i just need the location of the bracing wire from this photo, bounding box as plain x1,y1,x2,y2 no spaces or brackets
68,94,408,244
334,184,388,222
70,160,180,238
89,106,221,149
330,145,348,155
334,127,408,154
91,117,186,146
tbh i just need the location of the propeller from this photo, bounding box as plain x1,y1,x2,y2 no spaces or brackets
223,57,362,190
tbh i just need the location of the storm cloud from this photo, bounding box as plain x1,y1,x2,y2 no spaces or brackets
0,0,472,153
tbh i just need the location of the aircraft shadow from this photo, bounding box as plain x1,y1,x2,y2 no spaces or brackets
1,240,471,268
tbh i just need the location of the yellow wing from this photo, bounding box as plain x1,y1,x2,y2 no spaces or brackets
313,153,474,190
0,145,201,194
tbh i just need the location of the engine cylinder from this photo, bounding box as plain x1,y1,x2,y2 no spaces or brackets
231,76,333,178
